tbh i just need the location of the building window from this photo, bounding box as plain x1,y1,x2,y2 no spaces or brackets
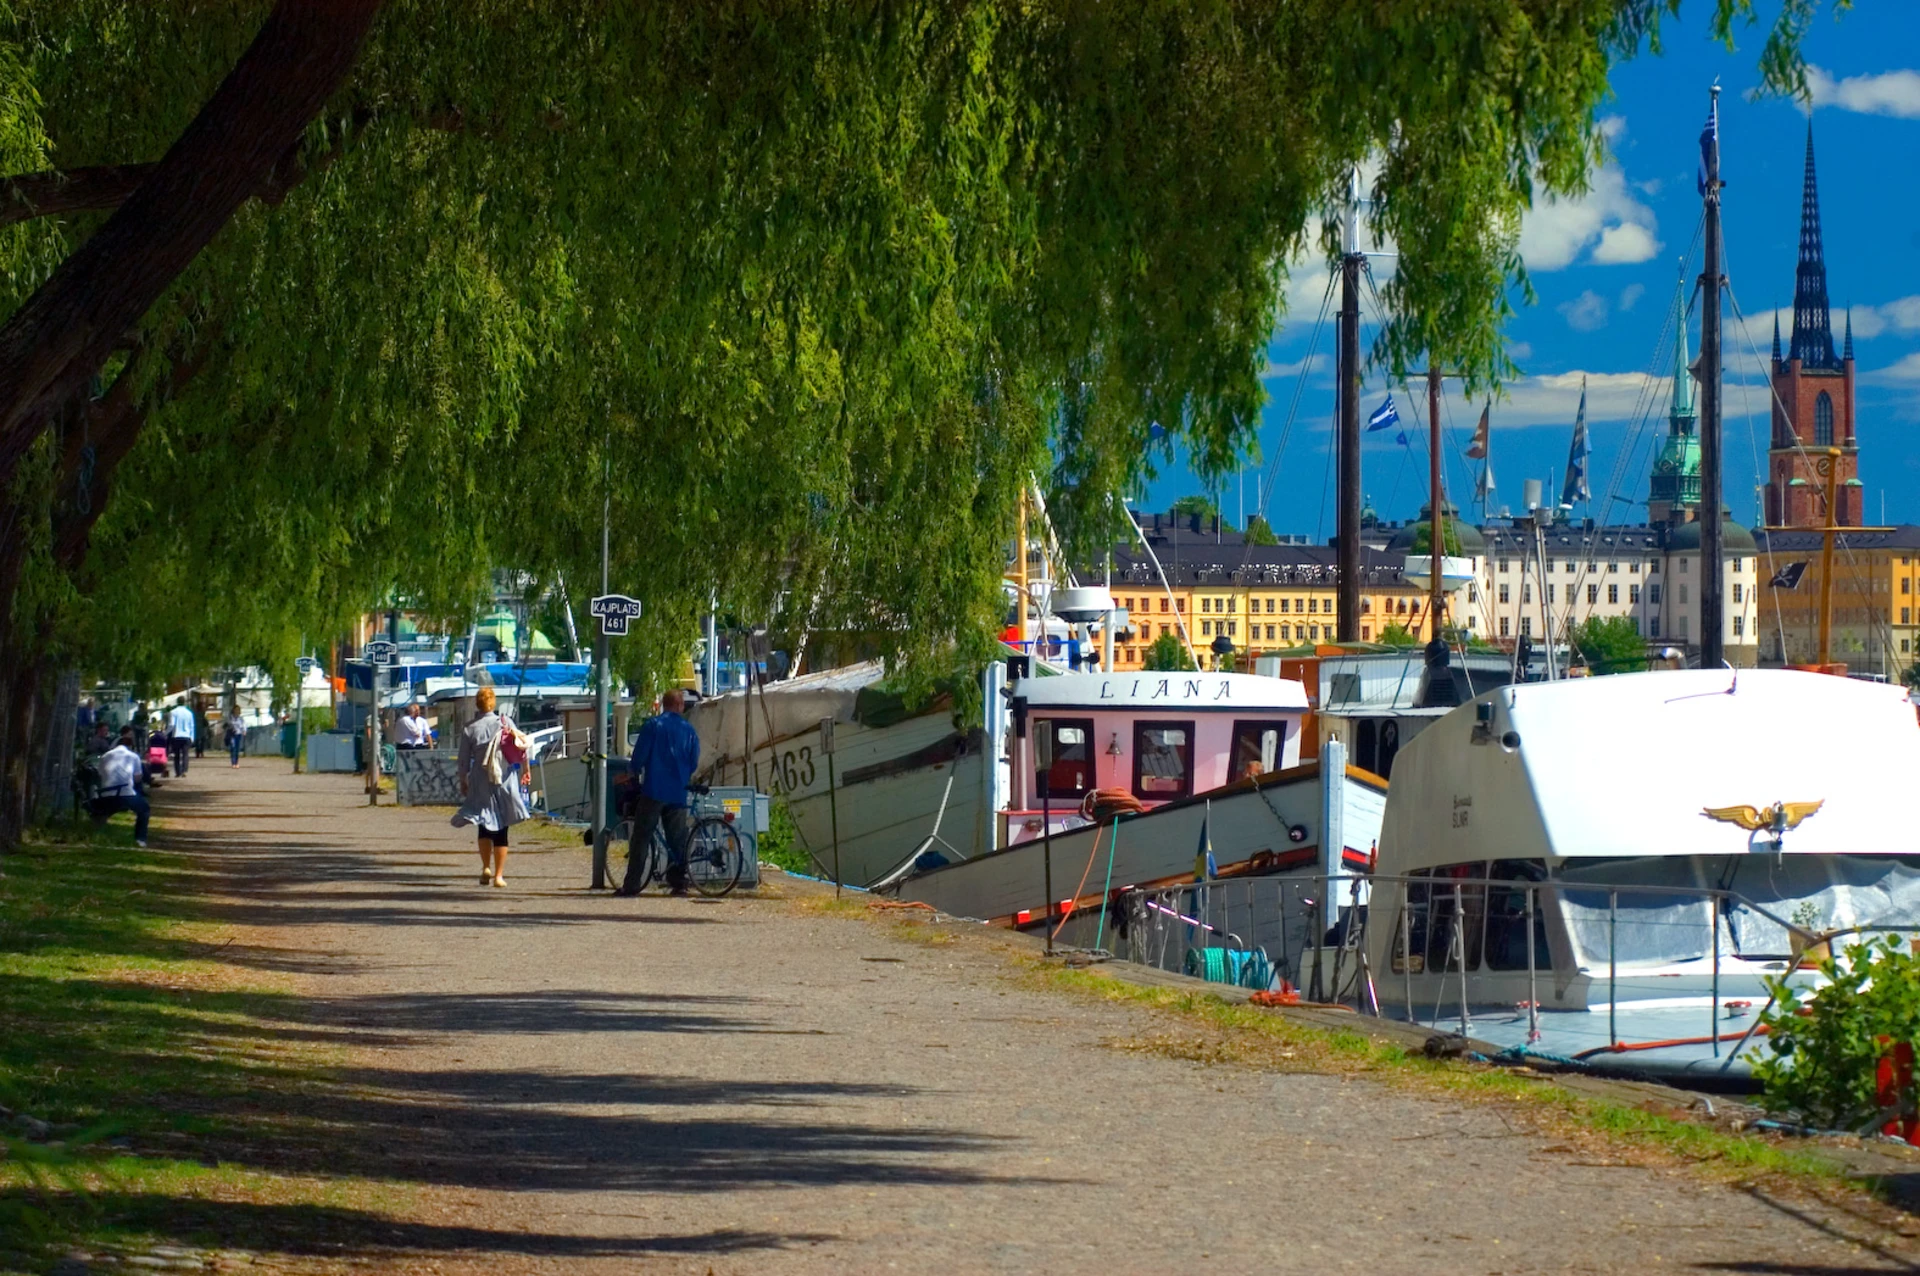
1361,626,1370,640
1265,624,1275,640
1201,597,1211,613
1587,584,1598,605
1648,560,1658,574
1678,584,1689,605
1732,558,1742,571
1563,561,1575,573
1201,620,1212,636
1905,639,1913,654
1630,584,1640,604
1280,625,1291,640
1814,390,1834,446
1265,597,1275,613
1469,584,1480,603
1630,562,1640,574
1280,598,1290,614
1904,579,1912,595
1498,558,1510,572
1227,621,1237,637
1733,616,1745,637
1522,583,1532,604
1732,583,1743,603
1904,608,1912,626
1649,583,1662,604
1681,558,1690,572
1359,599,1370,614
1308,598,1318,614
1161,597,1170,612
1498,583,1510,604
1547,584,1556,604
1176,598,1185,611
1608,584,1619,604
1650,616,1661,638
1608,562,1618,573
1468,615,1478,629
1520,617,1533,637
1500,616,1510,638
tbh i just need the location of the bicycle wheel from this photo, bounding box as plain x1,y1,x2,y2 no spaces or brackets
599,819,644,891
685,816,745,897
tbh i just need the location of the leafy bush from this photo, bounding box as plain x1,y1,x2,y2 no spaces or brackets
1755,935,1920,1132
754,797,816,876
1141,631,1199,671
1378,622,1419,648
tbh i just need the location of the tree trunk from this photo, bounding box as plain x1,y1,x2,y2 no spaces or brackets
0,0,383,497
35,669,79,822
0,0,384,850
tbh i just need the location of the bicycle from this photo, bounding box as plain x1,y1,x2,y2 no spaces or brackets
601,784,746,897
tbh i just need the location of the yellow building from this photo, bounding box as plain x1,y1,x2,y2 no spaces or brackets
1754,525,1920,677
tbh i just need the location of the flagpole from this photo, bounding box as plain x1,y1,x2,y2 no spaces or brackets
1699,85,1726,669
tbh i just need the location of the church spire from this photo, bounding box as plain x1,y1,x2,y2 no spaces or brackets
1844,307,1854,359
1670,272,1696,429
1789,122,1839,369
1772,313,1781,362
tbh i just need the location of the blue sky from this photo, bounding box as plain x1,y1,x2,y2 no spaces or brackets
1141,3,1920,537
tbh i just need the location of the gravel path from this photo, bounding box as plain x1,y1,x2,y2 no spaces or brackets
153,761,1918,1274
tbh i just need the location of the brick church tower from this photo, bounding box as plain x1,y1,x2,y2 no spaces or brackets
1766,126,1860,528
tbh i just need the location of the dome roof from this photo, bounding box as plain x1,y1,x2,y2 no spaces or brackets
1385,504,1488,555
1664,516,1757,554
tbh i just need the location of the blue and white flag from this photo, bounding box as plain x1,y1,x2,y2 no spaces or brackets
1560,378,1590,506
1696,97,1718,196
1367,395,1400,432
1395,430,1410,448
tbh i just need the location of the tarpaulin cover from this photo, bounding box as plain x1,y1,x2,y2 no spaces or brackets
343,661,592,692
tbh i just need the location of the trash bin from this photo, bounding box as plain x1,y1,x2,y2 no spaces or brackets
279,721,298,758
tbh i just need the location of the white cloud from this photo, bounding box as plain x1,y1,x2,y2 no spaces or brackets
1726,296,1920,358
1519,161,1663,271
1618,283,1646,313
1507,341,1533,362
1494,371,1660,425
1807,65,1920,119
1598,114,1628,141
1260,353,1327,380
1558,290,1609,332
1871,352,1920,384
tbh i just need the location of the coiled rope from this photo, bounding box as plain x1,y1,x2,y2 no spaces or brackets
1185,945,1275,991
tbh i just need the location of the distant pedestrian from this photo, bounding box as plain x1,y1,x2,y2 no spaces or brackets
617,688,701,897
394,702,434,750
86,722,112,755
224,714,245,766
144,726,171,783
92,727,150,846
166,700,196,776
452,687,529,888
193,703,208,758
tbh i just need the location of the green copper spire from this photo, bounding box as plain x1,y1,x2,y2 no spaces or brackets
1670,275,1696,426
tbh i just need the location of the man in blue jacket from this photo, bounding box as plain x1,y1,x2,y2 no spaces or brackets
617,688,701,897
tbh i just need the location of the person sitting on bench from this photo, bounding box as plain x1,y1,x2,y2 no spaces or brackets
92,727,151,847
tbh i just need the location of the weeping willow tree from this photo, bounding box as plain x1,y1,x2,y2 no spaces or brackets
0,0,1837,836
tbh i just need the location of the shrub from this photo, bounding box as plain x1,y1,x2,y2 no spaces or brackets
1755,935,1920,1132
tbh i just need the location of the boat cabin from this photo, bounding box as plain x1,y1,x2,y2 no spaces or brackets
1006,670,1309,844
1366,668,1920,1075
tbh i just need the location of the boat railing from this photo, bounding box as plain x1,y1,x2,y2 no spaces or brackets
1117,871,1920,1066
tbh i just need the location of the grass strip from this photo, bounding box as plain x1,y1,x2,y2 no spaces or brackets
0,820,402,1273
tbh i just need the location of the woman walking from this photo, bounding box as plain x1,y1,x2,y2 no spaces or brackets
452,686,528,887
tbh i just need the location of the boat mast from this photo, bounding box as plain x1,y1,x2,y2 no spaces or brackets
1699,85,1726,667
1336,168,1362,643
1417,364,1458,706
1016,488,1030,651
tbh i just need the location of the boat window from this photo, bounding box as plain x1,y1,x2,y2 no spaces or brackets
1034,718,1095,800
1483,860,1553,971
1229,720,1282,781
1354,719,1377,773
1420,862,1489,971
1131,720,1194,800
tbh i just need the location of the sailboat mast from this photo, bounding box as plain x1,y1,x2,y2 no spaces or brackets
1427,366,1445,634
1699,85,1726,667
1336,168,1362,643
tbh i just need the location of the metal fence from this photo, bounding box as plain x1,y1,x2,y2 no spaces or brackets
1115,869,1920,1061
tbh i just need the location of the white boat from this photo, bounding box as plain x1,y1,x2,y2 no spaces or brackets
1363,668,1920,1081
888,670,1387,931
685,662,999,887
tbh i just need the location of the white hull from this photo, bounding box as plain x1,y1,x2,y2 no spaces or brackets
894,761,1386,927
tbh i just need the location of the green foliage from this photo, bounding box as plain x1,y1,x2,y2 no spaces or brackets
754,797,817,877
1141,631,1198,672
1902,662,1920,692
1243,515,1279,546
1169,494,1221,523
0,0,1845,719
1408,522,1463,556
1569,615,1648,674
1378,622,1420,648
1756,935,1920,1133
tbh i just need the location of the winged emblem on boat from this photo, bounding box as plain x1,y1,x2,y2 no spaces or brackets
1700,800,1824,833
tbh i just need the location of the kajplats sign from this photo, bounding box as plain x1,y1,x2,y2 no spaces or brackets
590,594,643,637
